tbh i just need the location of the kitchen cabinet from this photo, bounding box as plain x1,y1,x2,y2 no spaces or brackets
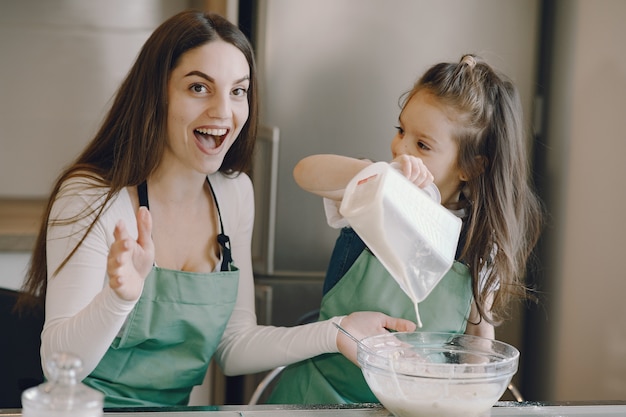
0,199,45,291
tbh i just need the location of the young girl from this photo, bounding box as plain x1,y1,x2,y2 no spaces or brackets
15,10,415,407
267,54,544,404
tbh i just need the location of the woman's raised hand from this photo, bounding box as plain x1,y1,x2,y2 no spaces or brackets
107,207,155,301
336,311,417,365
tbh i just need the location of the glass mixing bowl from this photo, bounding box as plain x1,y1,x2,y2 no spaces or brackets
357,332,519,417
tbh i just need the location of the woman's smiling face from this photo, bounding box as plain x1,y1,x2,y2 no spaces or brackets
165,40,250,175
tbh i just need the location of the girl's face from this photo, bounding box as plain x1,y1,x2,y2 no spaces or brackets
391,89,465,206
165,40,250,175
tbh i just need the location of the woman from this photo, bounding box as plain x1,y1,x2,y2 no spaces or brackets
17,10,415,407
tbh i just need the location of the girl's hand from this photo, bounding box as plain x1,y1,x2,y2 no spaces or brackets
390,155,434,188
337,311,417,365
107,207,155,301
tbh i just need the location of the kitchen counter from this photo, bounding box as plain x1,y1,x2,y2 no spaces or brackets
2,402,626,416
0,199,46,252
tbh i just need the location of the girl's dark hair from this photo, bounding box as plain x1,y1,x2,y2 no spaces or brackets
17,10,258,312
402,54,544,324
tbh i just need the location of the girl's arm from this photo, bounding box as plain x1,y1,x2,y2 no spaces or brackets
293,154,372,200
464,294,495,339
293,154,434,201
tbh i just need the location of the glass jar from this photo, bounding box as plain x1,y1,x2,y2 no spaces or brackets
21,352,103,417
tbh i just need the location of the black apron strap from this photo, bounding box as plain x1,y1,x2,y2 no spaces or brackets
138,181,149,209
136,179,233,271
206,178,233,271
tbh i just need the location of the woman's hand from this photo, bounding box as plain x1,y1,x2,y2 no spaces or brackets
337,311,417,365
107,207,155,301
390,155,434,188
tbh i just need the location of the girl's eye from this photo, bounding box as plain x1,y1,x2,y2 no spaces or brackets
190,83,208,94
394,126,404,136
417,141,431,151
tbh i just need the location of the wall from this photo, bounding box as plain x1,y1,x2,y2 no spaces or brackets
0,0,185,289
527,0,626,401
0,0,201,197
0,253,31,291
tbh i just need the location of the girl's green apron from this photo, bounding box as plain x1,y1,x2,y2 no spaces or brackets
82,179,239,407
267,249,473,405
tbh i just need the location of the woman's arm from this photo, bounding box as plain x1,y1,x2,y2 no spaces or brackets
42,182,139,380
213,173,415,374
214,173,343,373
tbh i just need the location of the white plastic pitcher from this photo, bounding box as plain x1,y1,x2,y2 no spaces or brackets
339,162,462,326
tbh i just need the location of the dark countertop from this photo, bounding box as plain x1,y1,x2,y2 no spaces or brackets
3,402,626,416
0,199,46,252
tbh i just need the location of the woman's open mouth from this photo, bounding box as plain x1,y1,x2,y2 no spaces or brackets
194,127,229,150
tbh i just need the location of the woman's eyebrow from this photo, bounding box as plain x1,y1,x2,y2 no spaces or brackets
184,70,249,84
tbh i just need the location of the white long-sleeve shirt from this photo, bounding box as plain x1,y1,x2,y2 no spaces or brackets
42,172,341,381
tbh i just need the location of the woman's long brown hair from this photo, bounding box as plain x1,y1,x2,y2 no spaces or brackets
16,10,258,313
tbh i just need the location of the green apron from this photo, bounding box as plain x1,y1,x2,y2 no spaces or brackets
267,249,473,405
82,179,239,407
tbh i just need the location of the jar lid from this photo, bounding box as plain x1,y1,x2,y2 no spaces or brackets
21,352,103,411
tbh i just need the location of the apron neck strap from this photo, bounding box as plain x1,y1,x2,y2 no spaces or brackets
138,180,149,209
137,178,233,271
206,178,233,271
